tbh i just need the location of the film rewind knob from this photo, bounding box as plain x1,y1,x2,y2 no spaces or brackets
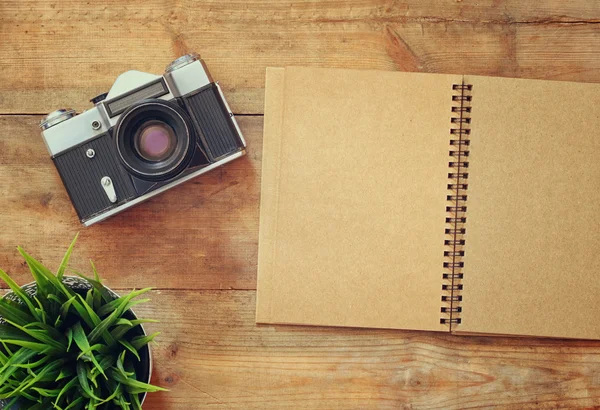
165,53,200,73
39,109,76,130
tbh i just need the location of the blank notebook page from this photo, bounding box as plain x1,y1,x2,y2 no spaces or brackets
459,75,600,339
257,67,461,331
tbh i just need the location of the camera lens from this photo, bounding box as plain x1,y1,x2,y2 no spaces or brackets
115,99,195,181
134,121,177,162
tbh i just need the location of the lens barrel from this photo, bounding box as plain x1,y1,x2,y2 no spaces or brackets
115,99,195,181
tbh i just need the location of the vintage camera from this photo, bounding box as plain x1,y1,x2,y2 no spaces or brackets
40,54,246,226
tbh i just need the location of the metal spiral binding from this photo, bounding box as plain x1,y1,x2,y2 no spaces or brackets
440,81,472,327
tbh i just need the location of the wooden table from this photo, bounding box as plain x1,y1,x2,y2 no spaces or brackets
2,1,600,408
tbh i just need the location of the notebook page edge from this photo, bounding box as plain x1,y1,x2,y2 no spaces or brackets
256,67,286,323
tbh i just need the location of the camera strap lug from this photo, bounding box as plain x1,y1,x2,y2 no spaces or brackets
100,176,117,203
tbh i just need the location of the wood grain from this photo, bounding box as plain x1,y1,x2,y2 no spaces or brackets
1,1,600,114
2,1,600,408
122,289,600,409
0,115,261,290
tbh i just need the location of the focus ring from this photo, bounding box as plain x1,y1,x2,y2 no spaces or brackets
114,99,195,181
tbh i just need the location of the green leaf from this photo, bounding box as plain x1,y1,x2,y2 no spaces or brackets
71,322,105,378
131,391,143,410
17,247,73,300
55,366,75,382
12,354,51,369
47,293,65,325
0,339,50,351
4,396,20,409
75,294,101,326
75,293,115,346
131,332,160,351
68,295,97,330
57,234,79,280
71,267,114,305
93,288,102,313
93,354,117,375
114,394,132,409
32,295,49,324
97,381,122,404
62,395,85,410
28,399,57,410
47,293,63,304
0,298,35,327
86,397,98,410
90,260,100,282
86,358,100,389
76,361,103,401
77,343,107,361
32,385,63,397
0,379,22,397
0,324,57,353
70,323,92,355
0,323,34,342
110,319,158,340
18,249,51,298
55,375,78,404
96,288,152,317
0,347,37,386
118,340,140,362
109,367,167,393
60,295,77,319
115,350,135,378
1,319,66,352
12,359,63,396
23,321,65,342
1,340,14,356
66,326,73,352
0,268,40,321
85,288,94,311
115,318,133,327
63,396,84,410
122,298,151,313
88,289,152,344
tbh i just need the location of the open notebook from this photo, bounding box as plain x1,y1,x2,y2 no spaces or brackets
256,67,600,340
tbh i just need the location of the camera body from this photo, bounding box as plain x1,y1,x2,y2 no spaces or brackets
40,54,246,226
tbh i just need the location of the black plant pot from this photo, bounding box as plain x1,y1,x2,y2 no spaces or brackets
0,276,152,409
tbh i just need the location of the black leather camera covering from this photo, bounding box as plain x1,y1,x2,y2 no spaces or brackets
53,134,136,220
181,84,244,161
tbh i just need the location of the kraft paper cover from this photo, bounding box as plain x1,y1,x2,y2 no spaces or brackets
257,67,461,331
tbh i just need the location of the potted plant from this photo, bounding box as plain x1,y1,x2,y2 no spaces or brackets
0,237,166,409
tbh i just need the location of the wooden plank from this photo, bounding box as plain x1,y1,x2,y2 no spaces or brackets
2,3,600,407
2,288,600,408
1,1,600,114
106,289,600,409
0,115,262,290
